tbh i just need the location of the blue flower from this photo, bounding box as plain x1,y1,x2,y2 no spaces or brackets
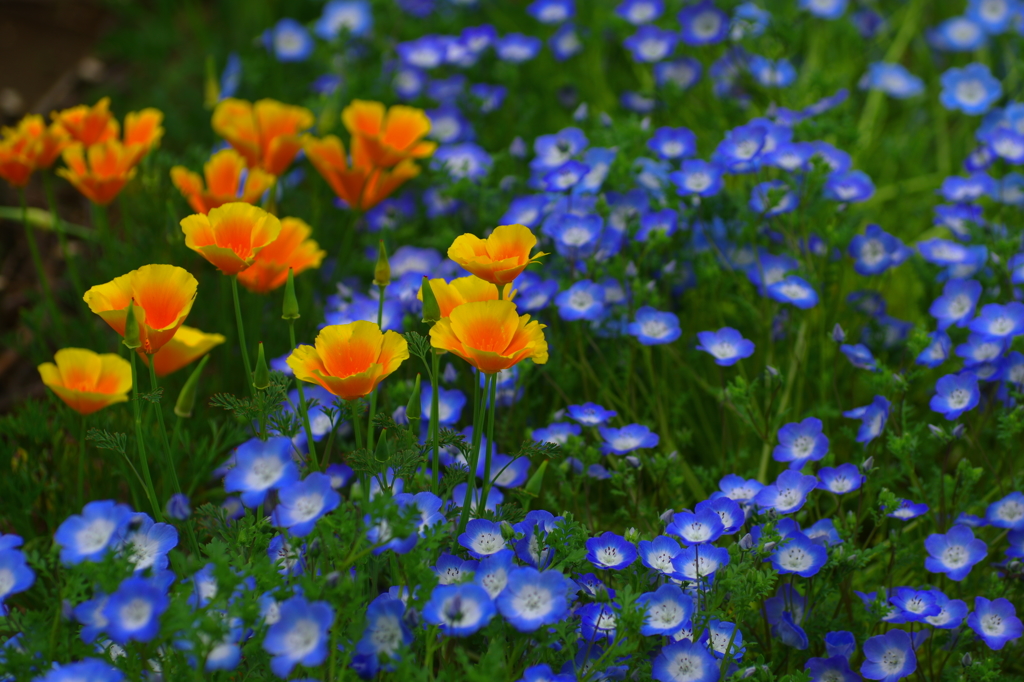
555,280,606,321
567,402,617,426
670,544,730,582
666,508,725,545
263,596,333,677
54,500,133,565
749,56,797,87
799,0,847,19
652,638,719,682
532,127,588,171
629,307,682,345
315,1,372,39
638,535,683,573
849,226,910,279
500,195,548,228
449,483,503,515
532,421,582,445
576,147,617,193
103,576,169,644
887,588,942,624
773,418,830,469
421,383,466,426
512,510,564,569
578,602,619,640
481,453,530,488
223,437,300,508
165,493,191,520
888,499,929,520
770,531,828,577
355,594,411,667
459,519,507,559
701,619,746,660
930,372,981,420
924,525,987,581
423,583,496,637
695,327,755,366
636,584,693,637
114,514,178,572
968,597,1023,650
923,592,965,628
495,33,543,63
861,62,924,98
218,53,242,101
393,64,427,98
750,180,798,215
669,160,724,196
715,123,766,172
916,331,952,368
754,470,818,514
34,660,124,682
264,19,314,62
272,473,341,537
970,302,1024,339
527,0,574,23
544,160,590,192
806,656,859,682
860,630,916,681
839,343,877,372
549,23,583,61
678,0,729,45
968,0,1019,33
817,464,864,494
432,143,492,181
475,549,515,598
940,63,1002,115
599,423,659,454
0,549,34,607
268,535,304,575
719,474,764,502
648,127,697,161
521,664,575,682
617,0,664,24
433,551,478,585
764,276,817,309
823,631,856,659
497,568,571,631
655,58,703,89
764,585,808,649
842,395,891,443
585,532,637,570
624,25,678,62
396,36,447,68
956,333,1007,366
695,497,744,534
930,16,986,51
548,214,604,261
985,491,1024,529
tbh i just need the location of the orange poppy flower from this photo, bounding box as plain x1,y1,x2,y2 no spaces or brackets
170,148,276,214
429,300,548,375
123,108,165,160
448,224,547,285
342,100,437,169
287,321,409,400
212,98,314,175
180,202,282,276
38,348,132,416
237,216,326,294
57,141,139,205
419,276,515,318
303,134,420,211
51,97,120,147
83,264,198,354
1,115,70,174
0,129,35,187
142,325,225,377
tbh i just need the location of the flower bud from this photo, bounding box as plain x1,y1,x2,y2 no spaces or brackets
625,455,641,468
766,365,779,377
500,520,516,540
373,240,391,287
952,423,966,439
326,571,341,588
281,268,300,320
961,653,972,667
254,342,270,390
624,527,641,543
406,374,422,422
166,493,191,520
738,533,753,551
420,276,441,324
762,541,776,553
374,429,389,462
174,355,210,418
659,509,676,523
831,323,846,342
927,424,945,438
122,302,141,350
862,456,874,472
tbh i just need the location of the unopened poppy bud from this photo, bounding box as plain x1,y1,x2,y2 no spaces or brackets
254,342,270,390
373,240,390,287
832,323,846,342
420,276,441,323
349,480,363,501
282,268,300,320
406,374,422,422
739,533,753,551
374,429,389,462
174,355,209,418
123,302,141,350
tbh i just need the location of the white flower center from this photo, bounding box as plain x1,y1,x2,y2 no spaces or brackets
119,598,153,631
981,613,1005,635
956,80,986,106
947,389,970,409
0,569,14,597
792,435,814,458
292,493,325,522
779,546,813,571
941,545,968,568
285,618,321,658
77,519,117,556
248,456,285,489
881,649,905,673
514,585,553,617
641,319,671,339
471,532,504,555
685,172,710,190
693,12,721,38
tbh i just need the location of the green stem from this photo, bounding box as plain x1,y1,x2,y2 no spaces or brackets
349,400,363,451
147,359,201,556
430,351,441,495
231,276,255,395
21,189,66,347
479,372,499,512
78,415,86,508
289,321,318,472
367,287,386,445
129,351,163,520
457,373,486,535
42,173,83,296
